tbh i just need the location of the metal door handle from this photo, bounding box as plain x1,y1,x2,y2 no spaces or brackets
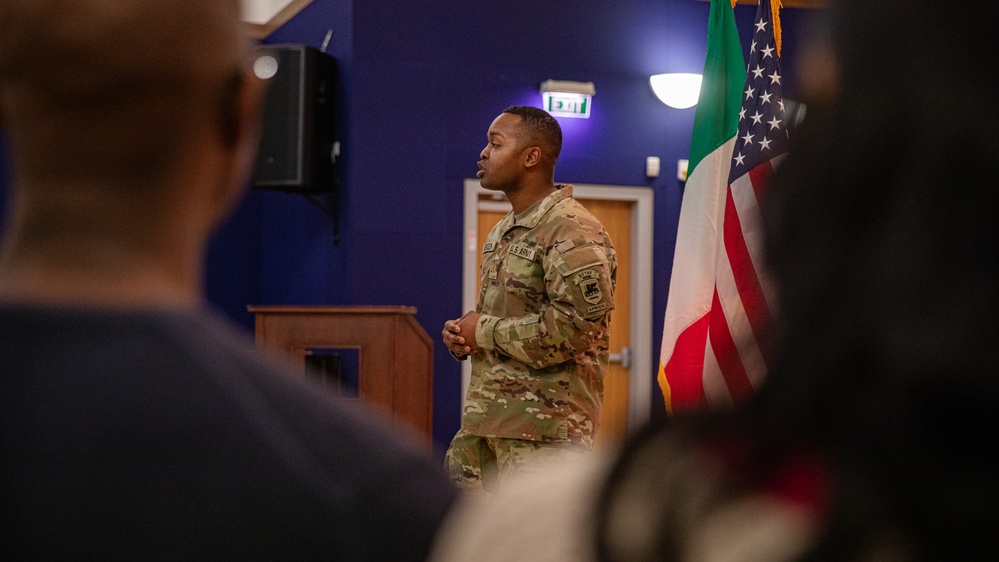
608,347,631,369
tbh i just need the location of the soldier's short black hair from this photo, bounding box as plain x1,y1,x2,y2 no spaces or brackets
503,105,562,161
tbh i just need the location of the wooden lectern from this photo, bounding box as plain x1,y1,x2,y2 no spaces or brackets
247,305,433,442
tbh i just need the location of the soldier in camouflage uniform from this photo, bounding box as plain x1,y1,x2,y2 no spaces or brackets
442,106,616,493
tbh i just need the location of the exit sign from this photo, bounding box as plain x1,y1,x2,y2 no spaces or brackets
542,92,591,119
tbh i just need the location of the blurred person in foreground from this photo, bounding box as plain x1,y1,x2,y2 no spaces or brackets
429,0,999,559
0,0,456,558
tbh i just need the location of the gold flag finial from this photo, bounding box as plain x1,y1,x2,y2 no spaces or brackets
771,0,783,56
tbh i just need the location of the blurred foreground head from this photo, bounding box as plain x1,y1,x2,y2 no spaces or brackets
765,0,999,400
0,0,263,305
603,2,999,560
0,0,249,188
757,0,999,557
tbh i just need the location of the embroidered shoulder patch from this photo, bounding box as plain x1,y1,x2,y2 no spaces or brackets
573,269,603,304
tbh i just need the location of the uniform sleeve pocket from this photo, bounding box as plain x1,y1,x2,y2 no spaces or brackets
553,244,613,319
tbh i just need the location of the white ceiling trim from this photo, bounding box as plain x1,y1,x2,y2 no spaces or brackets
240,0,313,39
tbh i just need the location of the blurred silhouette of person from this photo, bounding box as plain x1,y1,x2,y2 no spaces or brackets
429,0,999,560
0,0,456,558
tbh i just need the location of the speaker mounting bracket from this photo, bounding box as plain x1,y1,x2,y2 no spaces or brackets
302,191,341,245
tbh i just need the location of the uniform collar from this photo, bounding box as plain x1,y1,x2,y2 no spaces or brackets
512,184,573,229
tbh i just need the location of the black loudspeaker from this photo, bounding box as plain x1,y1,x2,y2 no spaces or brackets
252,44,336,193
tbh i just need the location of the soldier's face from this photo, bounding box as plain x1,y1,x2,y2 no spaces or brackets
477,113,527,192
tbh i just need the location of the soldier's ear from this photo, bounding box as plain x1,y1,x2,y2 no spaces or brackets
523,146,542,168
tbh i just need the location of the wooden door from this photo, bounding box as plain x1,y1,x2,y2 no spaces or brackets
476,194,633,446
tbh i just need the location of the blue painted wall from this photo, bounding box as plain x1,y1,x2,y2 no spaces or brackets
0,0,817,457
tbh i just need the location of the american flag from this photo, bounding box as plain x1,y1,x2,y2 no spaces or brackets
732,3,790,186
705,0,788,405
659,0,787,412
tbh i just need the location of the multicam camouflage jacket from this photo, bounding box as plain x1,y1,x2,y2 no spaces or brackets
461,185,617,447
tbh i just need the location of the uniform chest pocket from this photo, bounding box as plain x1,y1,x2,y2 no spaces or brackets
501,242,546,303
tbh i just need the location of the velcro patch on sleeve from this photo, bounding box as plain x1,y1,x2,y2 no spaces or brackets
556,244,607,276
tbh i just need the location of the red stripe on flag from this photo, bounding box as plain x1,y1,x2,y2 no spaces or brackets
707,288,754,402
662,312,710,412
748,160,774,201
722,186,774,366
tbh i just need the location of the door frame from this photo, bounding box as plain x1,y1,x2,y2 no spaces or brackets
461,179,655,432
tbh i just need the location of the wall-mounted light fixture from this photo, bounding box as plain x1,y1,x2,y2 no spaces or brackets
540,79,595,119
649,73,702,109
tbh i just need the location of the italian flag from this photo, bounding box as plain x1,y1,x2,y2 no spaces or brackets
658,0,746,414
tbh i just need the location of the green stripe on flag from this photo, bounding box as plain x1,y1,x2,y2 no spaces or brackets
688,0,745,174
